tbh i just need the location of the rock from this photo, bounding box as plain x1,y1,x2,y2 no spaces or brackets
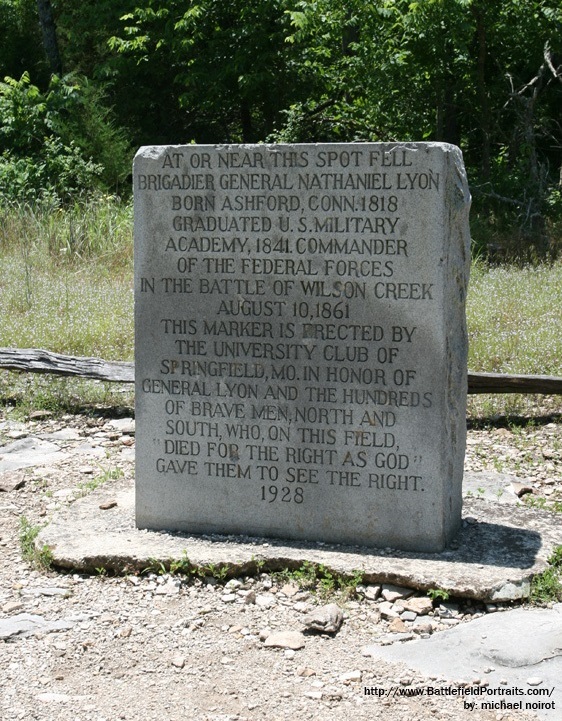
526,677,543,686
367,605,562,716
364,585,381,601
412,620,434,635
280,583,299,597
47,429,81,441
225,578,242,590
340,670,362,683
22,587,71,598
0,472,26,492
437,602,459,618
400,611,417,622
378,601,399,619
29,410,53,420
264,631,305,650
7,430,28,440
107,418,135,435
154,579,181,595
381,584,415,602
380,632,415,644
171,655,185,669
304,691,323,700
36,693,73,703
259,628,272,642
388,618,408,633
297,666,316,677
99,501,118,510
35,485,561,602
512,482,534,498
398,596,433,616
2,601,24,613
0,613,81,640
303,603,343,634
293,601,312,613
255,593,276,608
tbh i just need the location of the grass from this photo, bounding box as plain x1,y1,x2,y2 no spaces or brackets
0,198,133,358
273,562,363,600
0,196,134,413
0,375,134,418
466,258,562,418
19,515,53,570
75,465,124,498
524,495,562,513
530,546,562,603
0,198,562,418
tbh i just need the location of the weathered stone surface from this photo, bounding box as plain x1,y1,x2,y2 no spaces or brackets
36,476,559,602
134,142,471,552
0,436,67,473
463,471,523,505
388,617,408,633
0,613,88,640
367,605,562,720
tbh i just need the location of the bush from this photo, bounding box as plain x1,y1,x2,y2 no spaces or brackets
0,72,131,204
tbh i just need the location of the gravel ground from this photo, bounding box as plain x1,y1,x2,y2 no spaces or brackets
0,408,560,721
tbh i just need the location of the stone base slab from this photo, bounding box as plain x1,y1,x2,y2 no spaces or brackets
36,476,559,602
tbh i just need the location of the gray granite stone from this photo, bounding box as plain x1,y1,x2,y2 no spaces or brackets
134,143,471,551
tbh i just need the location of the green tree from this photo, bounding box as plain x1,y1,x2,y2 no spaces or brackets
0,0,49,83
109,0,310,143
274,0,562,256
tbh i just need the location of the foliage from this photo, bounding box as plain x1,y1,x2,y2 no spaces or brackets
273,561,363,600
0,71,130,203
427,587,451,602
272,0,562,257
0,0,48,83
141,554,230,579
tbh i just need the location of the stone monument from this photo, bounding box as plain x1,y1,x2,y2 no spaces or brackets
134,143,471,552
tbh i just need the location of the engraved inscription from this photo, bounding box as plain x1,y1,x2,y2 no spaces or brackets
134,142,470,551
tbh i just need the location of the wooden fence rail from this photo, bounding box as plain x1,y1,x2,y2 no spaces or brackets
1,347,562,395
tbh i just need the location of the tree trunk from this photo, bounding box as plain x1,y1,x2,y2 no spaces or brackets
473,5,491,180
240,99,253,143
36,0,62,76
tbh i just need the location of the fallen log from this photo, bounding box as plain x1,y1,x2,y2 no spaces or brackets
466,371,562,395
1,348,562,395
0,348,134,383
